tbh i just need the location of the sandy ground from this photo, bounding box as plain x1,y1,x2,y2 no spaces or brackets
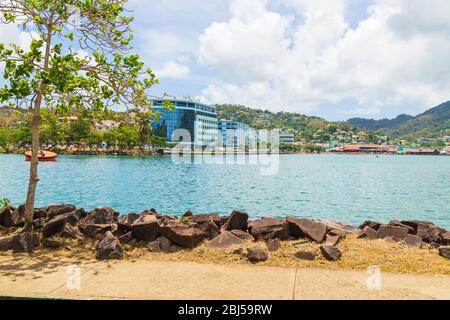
1,252,449,300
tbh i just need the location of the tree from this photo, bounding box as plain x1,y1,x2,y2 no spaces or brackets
0,0,162,231
0,127,13,152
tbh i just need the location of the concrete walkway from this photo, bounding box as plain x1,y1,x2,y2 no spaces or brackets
1,254,449,300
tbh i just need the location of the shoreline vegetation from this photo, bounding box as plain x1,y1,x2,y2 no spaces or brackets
1,204,449,275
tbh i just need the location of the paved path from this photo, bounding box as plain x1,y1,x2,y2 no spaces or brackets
1,254,449,300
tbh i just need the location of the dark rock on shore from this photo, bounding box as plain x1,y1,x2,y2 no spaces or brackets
230,229,255,241
320,245,342,261
117,213,141,234
0,205,16,227
0,236,13,251
160,224,208,248
185,214,221,228
357,226,378,240
359,220,382,231
317,220,359,234
286,217,327,243
96,231,124,260
438,246,450,260
33,208,47,220
182,210,193,218
266,239,282,252
11,232,40,254
405,234,422,247
389,220,415,234
79,224,114,239
247,247,269,263
248,217,289,241
206,231,244,249
118,231,133,244
377,225,409,242
42,238,63,249
81,207,119,225
148,236,179,253
324,234,341,246
295,251,316,261
42,210,80,238
131,214,160,242
400,220,445,243
33,218,46,229
198,221,221,240
46,204,76,220
223,211,249,231
442,232,450,246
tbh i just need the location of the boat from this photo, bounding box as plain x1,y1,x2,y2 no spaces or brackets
25,150,58,162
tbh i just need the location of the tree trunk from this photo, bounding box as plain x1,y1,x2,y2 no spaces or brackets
23,23,53,232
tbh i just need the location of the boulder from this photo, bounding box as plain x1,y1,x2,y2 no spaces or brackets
59,224,80,238
206,231,244,249
42,238,63,249
10,205,26,227
81,207,119,225
357,226,378,240
400,220,445,243
11,232,40,254
184,214,221,228
33,218,46,229
294,251,316,261
117,213,142,233
248,217,289,241
359,220,382,231
198,221,221,240
33,208,47,220
148,236,179,253
118,231,133,244
42,211,80,238
182,210,193,218
96,231,124,260
442,232,450,246
131,214,160,242
328,229,348,238
0,205,16,227
389,220,415,234
405,234,422,247
316,220,359,234
247,247,269,263
324,234,341,246
286,217,327,243
266,239,282,252
377,225,409,241
320,245,342,261
0,236,13,251
230,229,255,242
46,204,76,220
223,211,249,231
438,246,450,260
160,224,208,248
79,224,114,239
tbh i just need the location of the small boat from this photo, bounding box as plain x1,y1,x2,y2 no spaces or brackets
25,150,58,162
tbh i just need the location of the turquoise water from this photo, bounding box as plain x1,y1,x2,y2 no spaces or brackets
0,154,449,229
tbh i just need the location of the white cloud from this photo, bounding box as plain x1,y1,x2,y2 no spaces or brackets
155,60,190,79
198,0,450,116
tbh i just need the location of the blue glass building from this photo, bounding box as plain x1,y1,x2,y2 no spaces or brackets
152,98,218,147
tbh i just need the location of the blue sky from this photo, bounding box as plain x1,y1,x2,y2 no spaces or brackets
1,0,450,121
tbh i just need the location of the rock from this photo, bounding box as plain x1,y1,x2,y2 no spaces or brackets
117,213,141,233
316,220,359,234
438,246,450,260
286,217,327,243
160,224,208,248
96,231,124,260
46,204,76,220
389,220,415,234
10,205,26,227
33,218,46,229
81,207,119,225
324,234,341,246
198,221,221,240
400,220,445,243
377,225,409,241
0,205,16,227
359,220,382,231
42,238,62,249
131,214,160,242
357,226,379,240
0,236,13,251
405,234,422,247
230,229,255,241
42,211,80,238
294,251,316,261
248,217,289,241
206,231,244,249
11,232,40,254
266,239,282,252
184,214,221,228
442,232,450,246
247,247,269,263
320,245,342,261
147,236,179,253
79,224,114,238
328,229,348,238
59,224,80,238
118,231,133,244
158,215,179,225
223,211,249,231
33,208,47,220
182,210,193,218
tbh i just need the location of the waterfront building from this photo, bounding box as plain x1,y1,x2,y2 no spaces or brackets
218,120,251,149
152,98,218,147
94,120,119,132
279,132,295,145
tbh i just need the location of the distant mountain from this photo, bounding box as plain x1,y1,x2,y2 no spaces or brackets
348,101,450,138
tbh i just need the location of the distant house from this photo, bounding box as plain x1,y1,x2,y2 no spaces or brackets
405,149,441,156
58,116,79,123
94,120,119,132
